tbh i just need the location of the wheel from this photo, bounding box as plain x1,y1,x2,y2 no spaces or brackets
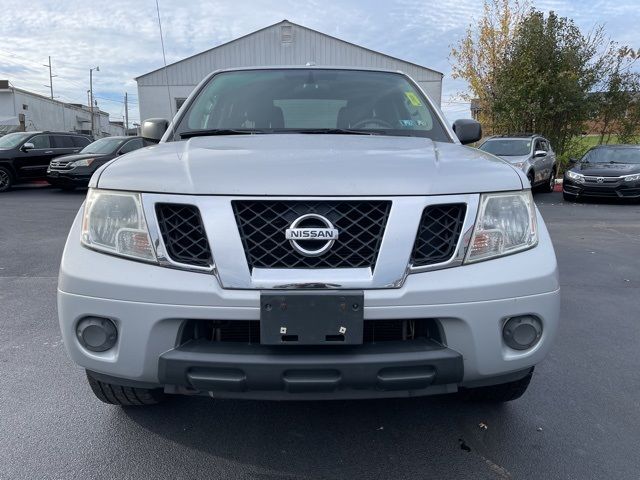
563,191,578,202
541,167,556,193
0,166,13,193
460,369,533,403
86,371,165,406
59,185,76,191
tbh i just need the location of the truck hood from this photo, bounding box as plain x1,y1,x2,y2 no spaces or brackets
572,162,640,176
496,154,530,164
95,134,524,195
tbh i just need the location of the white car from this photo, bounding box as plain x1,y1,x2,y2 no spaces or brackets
58,67,560,405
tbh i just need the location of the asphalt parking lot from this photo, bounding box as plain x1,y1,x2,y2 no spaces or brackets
1,186,639,479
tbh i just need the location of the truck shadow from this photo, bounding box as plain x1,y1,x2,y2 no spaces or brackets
121,393,517,478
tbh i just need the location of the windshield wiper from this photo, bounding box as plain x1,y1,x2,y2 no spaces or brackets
273,128,382,136
180,129,264,139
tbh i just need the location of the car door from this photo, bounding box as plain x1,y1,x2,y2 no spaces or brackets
52,135,81,156
532,139,548,184
543,139,556,175
15,134,55,179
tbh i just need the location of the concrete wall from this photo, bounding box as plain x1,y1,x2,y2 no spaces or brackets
136,21,443,122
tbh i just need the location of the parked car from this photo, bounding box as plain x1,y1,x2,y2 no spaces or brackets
563,145,640,201
0,131,92,192
478,135,557,193
58,67,560,406
47,136,148,190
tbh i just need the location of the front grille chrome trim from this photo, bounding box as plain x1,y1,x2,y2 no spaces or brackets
141,193,480,289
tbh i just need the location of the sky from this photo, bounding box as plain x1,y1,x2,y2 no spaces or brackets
0,0,638,125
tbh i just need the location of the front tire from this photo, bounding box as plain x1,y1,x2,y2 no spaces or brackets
460,369,533,403
86,371,165,406
0,166,13,193
541,167,556,193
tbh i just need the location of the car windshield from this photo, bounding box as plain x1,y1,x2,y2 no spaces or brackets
81,137,124,154
479,139,532,156
0,132,32,149
172,69,450,141
581,147,640,164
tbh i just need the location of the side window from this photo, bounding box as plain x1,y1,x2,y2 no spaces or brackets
542,140,550,151
72,136,91,148
52,135,74,148
534,139,544,152
30,135,51,149
119,138,144,154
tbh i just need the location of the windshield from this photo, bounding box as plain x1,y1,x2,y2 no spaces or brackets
479,139,532,156
81,137,124,154
0,132,32,149
172,69,450,141
581,147,640,164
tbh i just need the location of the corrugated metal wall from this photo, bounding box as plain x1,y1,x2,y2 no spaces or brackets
137,21,443,120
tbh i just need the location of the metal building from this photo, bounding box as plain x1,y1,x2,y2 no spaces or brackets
135,19,443,122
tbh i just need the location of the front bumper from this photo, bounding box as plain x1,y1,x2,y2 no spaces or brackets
563,178,640,198
58,206,560,399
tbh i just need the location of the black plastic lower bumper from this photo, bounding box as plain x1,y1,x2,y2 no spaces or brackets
563,182,640,199
158,339,463,398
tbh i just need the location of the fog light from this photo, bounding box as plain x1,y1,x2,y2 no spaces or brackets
76,316,118,352
502,315,542,350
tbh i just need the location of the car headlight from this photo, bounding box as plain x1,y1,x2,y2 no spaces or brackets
465,190,538,263
81,189,156,262
623,173,640,182
512,161,525,169
566,171,584,183
70,158,96,167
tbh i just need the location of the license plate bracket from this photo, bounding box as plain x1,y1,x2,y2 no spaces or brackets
260,291,364,345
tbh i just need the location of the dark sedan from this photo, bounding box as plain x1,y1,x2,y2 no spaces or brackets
47,136,147,190
563,145,640,201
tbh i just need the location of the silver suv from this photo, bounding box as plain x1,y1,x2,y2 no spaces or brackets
479,135,557,193
58,67,560,405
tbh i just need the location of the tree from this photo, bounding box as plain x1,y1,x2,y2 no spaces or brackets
450,0,528,133
595,46,640,144
491,10,607,155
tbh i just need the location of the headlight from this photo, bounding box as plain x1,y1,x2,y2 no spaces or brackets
623,173,640,182
465,190,538,263
70,158,96,167
512,161,525,169
81,189,156,262
566,171,584,183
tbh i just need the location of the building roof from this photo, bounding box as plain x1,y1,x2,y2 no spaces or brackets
136,19,442,81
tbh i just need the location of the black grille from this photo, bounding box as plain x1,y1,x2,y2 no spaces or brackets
411,204,466,267
156,203,212,267
180,319,440,344
232,201,391,269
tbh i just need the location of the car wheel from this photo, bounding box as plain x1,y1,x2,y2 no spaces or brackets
541,168,556,193
0,166,13,192
60,185,76,191
563,191,578,202
459,369,533,403
86,371,165,406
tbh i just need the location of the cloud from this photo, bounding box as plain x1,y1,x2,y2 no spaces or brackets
0,0,637,124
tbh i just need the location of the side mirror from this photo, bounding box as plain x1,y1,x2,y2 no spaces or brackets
534,150,547,158
568,157,578,165
21,142,35,151
452,119,482,145
141,118,169,143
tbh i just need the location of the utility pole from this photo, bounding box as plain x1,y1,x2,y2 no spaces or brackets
124,92,129,133
89,66,99,137
43,56,56,99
